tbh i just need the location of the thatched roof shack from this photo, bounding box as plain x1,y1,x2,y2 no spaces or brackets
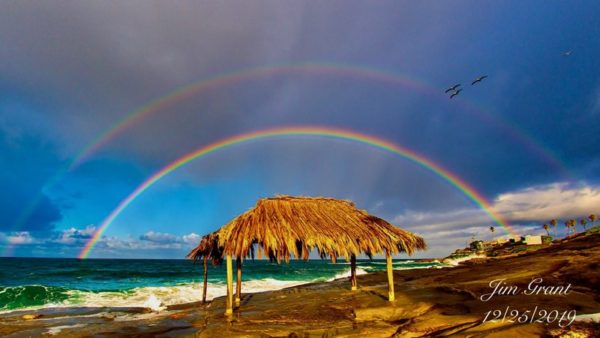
217,196,426,262
188,195,427,315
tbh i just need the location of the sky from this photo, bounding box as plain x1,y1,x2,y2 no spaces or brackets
1,1,599,259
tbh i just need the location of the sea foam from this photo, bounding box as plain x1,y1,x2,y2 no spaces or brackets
0,279,312,314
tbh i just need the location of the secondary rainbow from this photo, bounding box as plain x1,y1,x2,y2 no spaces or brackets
69,62,569,175
79,126,515,259
68,63,429,169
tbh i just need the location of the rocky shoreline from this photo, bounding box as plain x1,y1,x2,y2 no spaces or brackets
1,233,599,337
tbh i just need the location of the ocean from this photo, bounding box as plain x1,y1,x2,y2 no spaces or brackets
0,257,442,312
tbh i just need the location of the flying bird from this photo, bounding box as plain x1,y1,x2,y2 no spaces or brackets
562,50,572,57
471,75,488,85
450,89,462,99
445,84,461,93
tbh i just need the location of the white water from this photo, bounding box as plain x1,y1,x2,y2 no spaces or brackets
367,260,415,265
0,278,315,314
328,267,369,281
72,270,372,311
2,265,439,314
443,254,486,266
1,268,370,313
76,279,309,311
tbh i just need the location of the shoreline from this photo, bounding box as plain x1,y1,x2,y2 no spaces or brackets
1,233,599,337
0,260,443,315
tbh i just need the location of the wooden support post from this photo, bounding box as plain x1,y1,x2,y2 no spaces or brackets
386,252,395,301
235,256,242,306
202,256,208,304
225,254,233,315
350,254,357,291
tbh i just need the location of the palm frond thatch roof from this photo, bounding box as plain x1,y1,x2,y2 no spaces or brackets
213,195,426,262
186,232,223,265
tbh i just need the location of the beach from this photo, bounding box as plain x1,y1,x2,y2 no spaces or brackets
1,232,599,337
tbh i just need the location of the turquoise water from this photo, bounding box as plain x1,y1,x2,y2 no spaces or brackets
0,257,441,311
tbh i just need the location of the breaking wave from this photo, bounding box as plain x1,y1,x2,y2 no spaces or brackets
0,279,311,313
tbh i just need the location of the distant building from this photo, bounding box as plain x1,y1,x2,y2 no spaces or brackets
524,235,542,245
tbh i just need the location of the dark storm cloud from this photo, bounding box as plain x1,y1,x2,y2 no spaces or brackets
1,1,283,150
0,188,61,232
0,121,63,232
0,0,492,218
1,1,596,183
0,1,471,159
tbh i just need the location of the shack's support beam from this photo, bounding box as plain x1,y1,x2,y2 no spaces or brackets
225,255,233,315
236,257,242,306
202,256,208,304
386,252,395,301
350,254,357,291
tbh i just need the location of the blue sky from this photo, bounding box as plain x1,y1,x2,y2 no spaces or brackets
1,1,599,258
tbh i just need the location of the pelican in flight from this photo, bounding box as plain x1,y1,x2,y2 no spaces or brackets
445,84,461,93
450,89,462,99
471,75,488,85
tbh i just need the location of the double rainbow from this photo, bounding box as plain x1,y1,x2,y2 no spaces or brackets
11,62,570,240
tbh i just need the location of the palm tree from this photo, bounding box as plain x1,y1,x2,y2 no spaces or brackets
569,219,577,234
565,220,573,235
589,214,597,228
543,224,550,236
550,219,558,236
580,218,588,231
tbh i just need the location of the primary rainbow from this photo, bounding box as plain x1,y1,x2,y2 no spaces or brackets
78,126,515,259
